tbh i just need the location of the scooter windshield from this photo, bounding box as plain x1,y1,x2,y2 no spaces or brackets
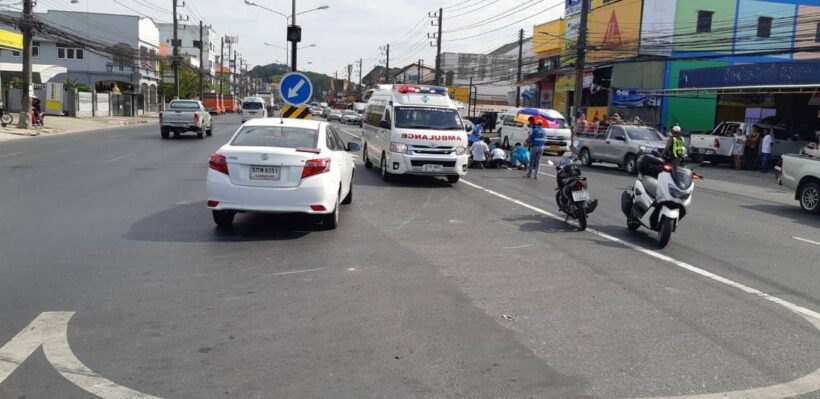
672,167,693,189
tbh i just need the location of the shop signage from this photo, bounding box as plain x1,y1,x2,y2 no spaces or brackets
0,28,22,51
556,73,593,92
612,88,660,107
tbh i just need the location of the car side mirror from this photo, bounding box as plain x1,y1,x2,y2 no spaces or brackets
347,142,361,152
379,120,390,129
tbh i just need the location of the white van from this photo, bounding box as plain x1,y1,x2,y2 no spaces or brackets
240,97,267,123
497,107,571,155
361,85,470,183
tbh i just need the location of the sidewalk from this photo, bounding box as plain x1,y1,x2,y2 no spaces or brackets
0,115,158,142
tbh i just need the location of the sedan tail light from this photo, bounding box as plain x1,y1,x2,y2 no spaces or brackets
301,158,331,179
209,153,229,175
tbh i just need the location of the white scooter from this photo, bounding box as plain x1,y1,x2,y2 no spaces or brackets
620,152,702,248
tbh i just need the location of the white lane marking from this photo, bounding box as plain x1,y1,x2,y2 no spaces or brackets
103,155,131,164
104,134,125,139
347,267,357,271
271,267,324,276
793,236,820,247
0,151,24,158
501,244,534,250
340,129,360,139
0,312,162,398
460,178,820,399
422,191,433,208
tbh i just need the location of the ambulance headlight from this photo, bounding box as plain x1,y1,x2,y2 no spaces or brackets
389,142,408,154
454,146,467,155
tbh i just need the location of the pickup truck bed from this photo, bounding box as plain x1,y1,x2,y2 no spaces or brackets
779,153,820,214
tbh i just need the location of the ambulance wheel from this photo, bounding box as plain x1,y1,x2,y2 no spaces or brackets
363,145,373,169
380,154,392,182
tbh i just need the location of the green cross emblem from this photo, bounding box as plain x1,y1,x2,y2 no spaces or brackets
421,95,429,104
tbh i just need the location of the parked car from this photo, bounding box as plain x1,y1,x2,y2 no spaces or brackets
206,119,359,229
340,110,361,125
327,109,343,122
160,100,213,139
690,122,809,164
321,107,331,118
574,124,668,175
310,106,324,116
497,108,571,154
777,153,820,214
240,97,268,123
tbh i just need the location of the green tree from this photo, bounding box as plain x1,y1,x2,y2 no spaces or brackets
158,61,211,101
248,63,332,101
8,77,23,89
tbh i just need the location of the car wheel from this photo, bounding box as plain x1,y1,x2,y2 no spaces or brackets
212,210,235,228
579,149,592,167
363,145,373,169
380,154,392,182
206,125,213,136
624,154,638,175
799,181,820,214
160,127,169,139
197,128,204,139
320,190,341,230
447,175,460,184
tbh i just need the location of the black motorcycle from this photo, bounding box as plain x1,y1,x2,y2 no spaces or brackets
550,155,598,230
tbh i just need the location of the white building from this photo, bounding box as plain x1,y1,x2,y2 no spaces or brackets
157,23,218,84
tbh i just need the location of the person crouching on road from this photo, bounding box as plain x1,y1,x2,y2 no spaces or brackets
469,136,490,169
525,121,547,179
468,121,483,147
489,142,507,169
510,142,529,170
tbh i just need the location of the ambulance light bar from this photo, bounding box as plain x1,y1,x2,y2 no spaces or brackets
395,85,448,95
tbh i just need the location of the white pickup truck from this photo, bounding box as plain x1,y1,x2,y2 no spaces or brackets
160,100,213,139
778,152,820,214
689,122,808,164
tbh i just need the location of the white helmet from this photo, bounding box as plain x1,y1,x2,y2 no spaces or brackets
672,126,681,133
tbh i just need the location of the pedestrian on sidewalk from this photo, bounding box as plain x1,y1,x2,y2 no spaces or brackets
489,142,507,169
732,128,746,170
759,129,773,173
469,136,490,169
510,142,530,170
525,121,547,179
745,126,761,170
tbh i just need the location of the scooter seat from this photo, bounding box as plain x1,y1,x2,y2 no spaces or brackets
641,175,659,199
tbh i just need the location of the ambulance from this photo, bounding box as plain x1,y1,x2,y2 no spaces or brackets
361,85,470,183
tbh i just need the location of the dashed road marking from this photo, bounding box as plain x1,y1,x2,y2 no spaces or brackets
103,155,131,164
339,129,360,139
460,178,820,399
271,267,324,276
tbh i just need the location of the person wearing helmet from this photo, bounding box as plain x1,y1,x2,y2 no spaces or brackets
663,126,685,166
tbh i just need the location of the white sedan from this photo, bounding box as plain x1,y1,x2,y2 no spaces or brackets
206,119,358,229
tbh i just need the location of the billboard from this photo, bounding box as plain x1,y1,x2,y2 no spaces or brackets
533,19,565,57
0,29,22,51
448,86,469,103
640,0,677,56
586,0,642,63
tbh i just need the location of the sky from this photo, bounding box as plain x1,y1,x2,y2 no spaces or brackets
31,0,566,77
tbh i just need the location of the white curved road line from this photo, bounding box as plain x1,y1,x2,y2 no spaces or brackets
0,311,162,399
461,179,820,399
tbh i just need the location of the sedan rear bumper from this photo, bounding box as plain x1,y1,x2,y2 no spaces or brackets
206,170,338,214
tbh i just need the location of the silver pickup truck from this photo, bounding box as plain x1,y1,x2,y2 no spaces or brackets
574,124,669,175
778,152,820,214
160,100,213,139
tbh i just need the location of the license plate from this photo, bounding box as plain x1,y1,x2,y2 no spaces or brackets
704,149,715,155
250,165,280,180
423,164,444,172
549,145,560,152
571,189,589,202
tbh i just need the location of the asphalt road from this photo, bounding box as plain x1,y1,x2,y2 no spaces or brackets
0,115,818,399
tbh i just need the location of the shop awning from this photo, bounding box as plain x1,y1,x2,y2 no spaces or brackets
636,84,820,96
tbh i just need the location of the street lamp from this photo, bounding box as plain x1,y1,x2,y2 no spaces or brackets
243,1,329,71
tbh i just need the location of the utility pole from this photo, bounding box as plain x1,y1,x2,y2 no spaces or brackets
347,64,352,97
219,36,224,95
382,44,390,84
199,21,204,100
358,58,362,94
468,76,473,118
516,28,523,107
434,8,443,85
172,0,180,99
417,59,423,84
17,0,33,129
233,50,238,97
572,0,590,141
290,0,298,71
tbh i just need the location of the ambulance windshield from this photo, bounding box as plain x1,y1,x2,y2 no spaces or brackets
394,107,463,130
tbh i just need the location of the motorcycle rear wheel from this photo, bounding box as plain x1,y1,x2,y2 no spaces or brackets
1,113,12,126
576,205,587,231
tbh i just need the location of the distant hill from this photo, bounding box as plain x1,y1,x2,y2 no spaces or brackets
249,63,331,100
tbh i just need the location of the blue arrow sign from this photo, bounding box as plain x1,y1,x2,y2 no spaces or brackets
279,72,313,106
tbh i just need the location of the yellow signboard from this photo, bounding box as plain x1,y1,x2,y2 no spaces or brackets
533,19,565,57
448,86,469,103
556,74,575,92
0,28,23,51
587,0,641,63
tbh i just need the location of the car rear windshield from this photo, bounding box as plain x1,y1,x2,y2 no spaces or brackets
395,106,462,130
242,102,263,110
169,101,200,110
231,126,318,148
626,127,664,141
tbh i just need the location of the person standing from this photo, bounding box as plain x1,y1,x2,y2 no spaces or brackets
525,121,547,179
468,121,483,147
663,125,686,167
759,130,773,173
745,126,761,170
731,128,746,170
